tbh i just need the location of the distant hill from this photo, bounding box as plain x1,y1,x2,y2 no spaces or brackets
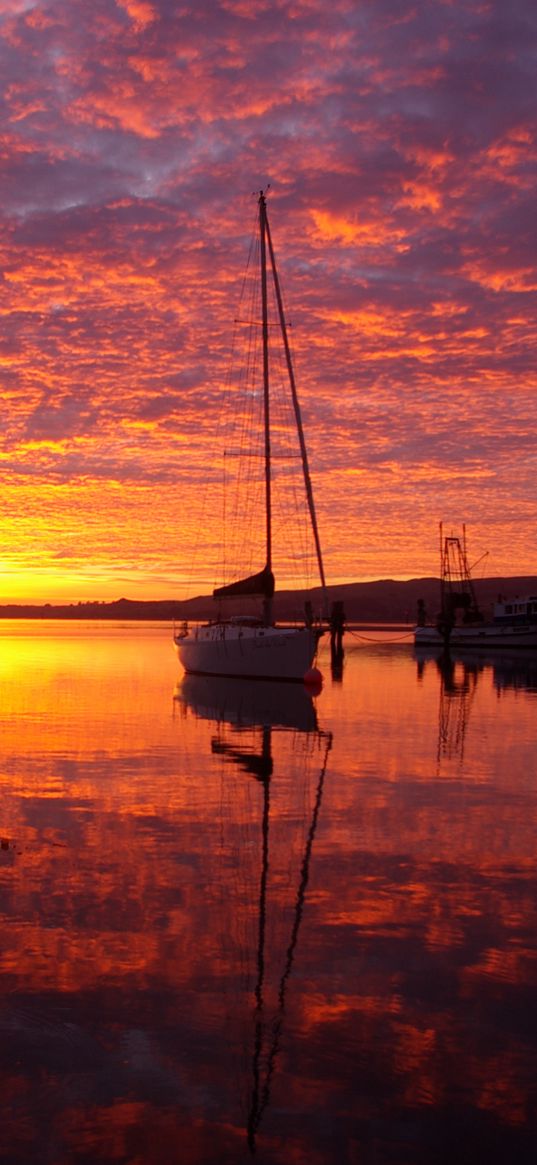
290,576,537,624
1,576,535,624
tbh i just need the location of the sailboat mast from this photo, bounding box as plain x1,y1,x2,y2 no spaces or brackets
264,205,327,597
259,193,272,585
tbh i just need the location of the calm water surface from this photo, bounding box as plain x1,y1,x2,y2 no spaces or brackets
0,621,535,1164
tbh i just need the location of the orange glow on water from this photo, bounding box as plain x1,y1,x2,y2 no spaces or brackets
0,626,535,1159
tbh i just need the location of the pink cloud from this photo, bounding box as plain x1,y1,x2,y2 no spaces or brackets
0,0,535,596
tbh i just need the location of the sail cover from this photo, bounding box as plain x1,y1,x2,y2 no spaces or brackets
213,566,275,599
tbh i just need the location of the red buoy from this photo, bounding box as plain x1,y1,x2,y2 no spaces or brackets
303,667,323,692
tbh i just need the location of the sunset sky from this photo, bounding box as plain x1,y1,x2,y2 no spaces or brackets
1,0,535,602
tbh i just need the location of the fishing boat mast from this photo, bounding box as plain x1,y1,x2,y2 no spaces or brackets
438,522,483,644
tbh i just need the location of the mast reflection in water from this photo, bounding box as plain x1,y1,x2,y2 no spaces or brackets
175,675,332,1154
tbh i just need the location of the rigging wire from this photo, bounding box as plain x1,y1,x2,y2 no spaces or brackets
183,193,323,603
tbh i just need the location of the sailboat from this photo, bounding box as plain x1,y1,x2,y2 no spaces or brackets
174,191,326,682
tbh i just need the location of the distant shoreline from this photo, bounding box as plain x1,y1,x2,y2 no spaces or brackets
0,613,414,633
1,575,534,625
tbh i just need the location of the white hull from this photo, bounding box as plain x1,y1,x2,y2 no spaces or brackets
175,623,321,681
414,624,537,649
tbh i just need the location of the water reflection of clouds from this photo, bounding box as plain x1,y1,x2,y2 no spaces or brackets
0,628,535,1163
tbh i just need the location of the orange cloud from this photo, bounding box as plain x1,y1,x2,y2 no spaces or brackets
310,209,406,247
116,0,157,30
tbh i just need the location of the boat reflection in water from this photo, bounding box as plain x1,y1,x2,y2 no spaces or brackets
415,645,537,695
176,673,322,734
174,675,332,1154
415,647,537,766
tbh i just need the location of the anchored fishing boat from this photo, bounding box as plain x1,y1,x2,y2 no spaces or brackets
414,525,537,650
175,191,326,681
